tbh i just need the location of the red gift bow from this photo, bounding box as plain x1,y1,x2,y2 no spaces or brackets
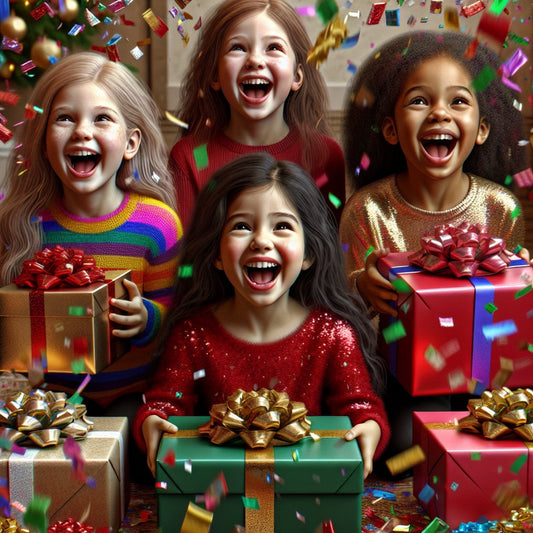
14,246,105,289
48,518,94,533
408,222,514,278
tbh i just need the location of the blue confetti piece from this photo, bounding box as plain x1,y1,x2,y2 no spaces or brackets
340,31,360,48
482,319,517,341
418,483,435,504
371,489,396,501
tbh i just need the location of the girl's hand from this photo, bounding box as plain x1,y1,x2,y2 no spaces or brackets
142,415,178,476
109,279,149,338
344,419,382,479
357,248,398,316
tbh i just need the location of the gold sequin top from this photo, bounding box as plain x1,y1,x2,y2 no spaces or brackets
339,174,525,286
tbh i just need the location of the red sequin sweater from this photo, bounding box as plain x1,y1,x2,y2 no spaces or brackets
133,307,390,457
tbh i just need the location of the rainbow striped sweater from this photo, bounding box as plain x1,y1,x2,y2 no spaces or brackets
38,192,182,405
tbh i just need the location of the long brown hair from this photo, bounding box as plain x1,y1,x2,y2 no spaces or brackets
175,0,333,172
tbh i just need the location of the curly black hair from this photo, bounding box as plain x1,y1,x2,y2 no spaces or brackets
343,30,527,190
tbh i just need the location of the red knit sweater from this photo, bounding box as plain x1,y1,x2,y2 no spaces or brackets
133,307,390,458
169,129,346,230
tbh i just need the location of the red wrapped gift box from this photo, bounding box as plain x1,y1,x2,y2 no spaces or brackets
377,252,533,396
413,410,533,528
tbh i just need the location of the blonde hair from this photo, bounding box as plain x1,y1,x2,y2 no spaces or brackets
0,51,175,285
176,0,333,171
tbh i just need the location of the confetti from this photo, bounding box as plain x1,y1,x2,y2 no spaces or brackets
391,278,412,293
184,459,192,472
63,435,86,482
482,319,517,340
292,450,300,462
484,302,498,314
385,445,425,476
162,450,175,466
70,358,86,374
515,285,532,299
164,111,189,131
142,8,169,37
425,345,445,371
439,317,454,327
513,168,533,188
179,502,213,533
510,454,527,474
193,369,206,380
130,46,143,60
417,483,435,505
471,65,496,92
242,497,260,509
367,2,386,24
178,264,193,278
382,320,406,344
315,0,339,24
204,472,228,511
328,192,342,209
23,495,50,533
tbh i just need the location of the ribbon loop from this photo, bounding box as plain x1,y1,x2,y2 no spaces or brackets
198,389,310,448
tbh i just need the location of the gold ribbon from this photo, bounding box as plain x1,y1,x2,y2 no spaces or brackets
0,389,93,447
198,389,310,448
458,387,533,440
307,15,348,68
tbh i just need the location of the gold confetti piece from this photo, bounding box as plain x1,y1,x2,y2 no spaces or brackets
385,444,426,476
165,111,189,130
307,16,348,68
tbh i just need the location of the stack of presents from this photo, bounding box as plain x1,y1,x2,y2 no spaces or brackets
378,223,533,531
1,223,533,532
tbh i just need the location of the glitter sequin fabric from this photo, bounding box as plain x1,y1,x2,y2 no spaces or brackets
339,174,525,286
133,307,390,456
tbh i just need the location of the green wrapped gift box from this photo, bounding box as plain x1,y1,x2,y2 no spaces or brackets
156,415,362,533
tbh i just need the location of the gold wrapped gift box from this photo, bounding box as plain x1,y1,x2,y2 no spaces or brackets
0,416,128,530
0,270,130,374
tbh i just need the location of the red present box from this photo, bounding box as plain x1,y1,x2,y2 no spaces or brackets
413,410,533,528
377,252,533,396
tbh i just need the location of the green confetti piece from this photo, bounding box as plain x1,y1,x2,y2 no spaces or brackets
392,278,412,294
514,244,523,254
242,496,260,509
471,65,496,92
68,392,84,405
489,0,509,15
504,174,513,186
510,205,521,219
422,516,450,533
33,106,43,114
510,454,528,474
193,144,209,171
68,306,86,316
471,451,481,461
178,264,193,278
364,245,375,262
23,494,51,533
528,344,533,353
382,321,406,344
484,302,498,314
508,32,530,45
292,450,300,462
0,437,12,450
175,391,183,398
515,285,532,299
328,192,342,209
432,475,439,484
315,0,339,24
70,358,85,374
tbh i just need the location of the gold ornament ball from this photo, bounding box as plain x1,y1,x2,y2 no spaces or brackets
58,0,79,22
0,61,15,79
0,13,27,41
31,39,62,70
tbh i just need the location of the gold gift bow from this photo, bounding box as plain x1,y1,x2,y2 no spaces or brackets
172,427,347,533
458,387,533,440
198,389,310,448
0,389,93,447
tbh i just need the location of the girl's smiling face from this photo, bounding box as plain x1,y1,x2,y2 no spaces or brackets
212,10,303,132
45,81,140,215
215,184,311,311
382,55,490,184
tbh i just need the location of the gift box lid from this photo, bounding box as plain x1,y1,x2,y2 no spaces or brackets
157,416,362,496
0,270,130,317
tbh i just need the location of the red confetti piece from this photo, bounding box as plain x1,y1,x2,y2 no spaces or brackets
163,450,175,466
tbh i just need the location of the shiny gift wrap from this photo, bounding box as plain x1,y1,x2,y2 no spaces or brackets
157,416,362,533
0,269,131,374
0,389,93,447
0,417,127,531
413,411,533,529
377,251,533,396
198,389,310,448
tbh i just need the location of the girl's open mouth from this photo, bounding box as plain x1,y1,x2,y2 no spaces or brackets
240,79,272,100
421,134,457,159
244,261,280,285
68,151,101,174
